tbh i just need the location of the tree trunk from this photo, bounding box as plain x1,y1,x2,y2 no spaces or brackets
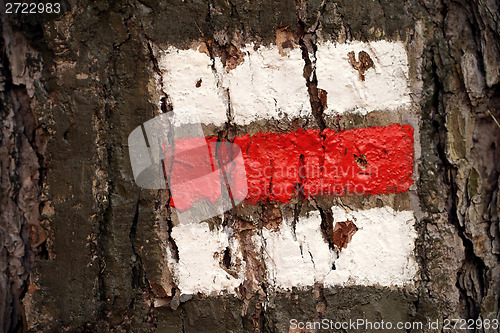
0,0,499,332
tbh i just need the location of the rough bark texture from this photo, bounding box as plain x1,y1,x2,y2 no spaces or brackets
0,0,498,332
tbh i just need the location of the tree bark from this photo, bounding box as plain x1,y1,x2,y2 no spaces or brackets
0,0,499,332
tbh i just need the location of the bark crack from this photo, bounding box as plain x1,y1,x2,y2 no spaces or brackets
0,26,44,331
296,0,328,131
146,40,173,113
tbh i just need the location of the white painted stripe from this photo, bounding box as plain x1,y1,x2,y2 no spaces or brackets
316,41,411,115
224,45,311,125
260,207,418,289
170,223,244,295
156,40,410,126
157,48,228,126
169,207,418,295
258,211,335,288
324,207,418,287
157,44,310,126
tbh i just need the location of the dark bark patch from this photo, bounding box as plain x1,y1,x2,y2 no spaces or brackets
332,220,358,250
318,88,328,110
260,202,283,231
276,26,297,56
202,40,245,72
218,247,239,279
347,50,374,81
353,153,367,170
224,44,245,71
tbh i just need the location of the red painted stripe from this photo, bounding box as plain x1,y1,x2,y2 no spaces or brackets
168,124,414,210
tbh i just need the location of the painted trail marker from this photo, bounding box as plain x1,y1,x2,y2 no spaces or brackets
145,40,418,295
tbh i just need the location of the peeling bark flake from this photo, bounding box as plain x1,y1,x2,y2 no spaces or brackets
332,220,358,250
347,50,375,81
